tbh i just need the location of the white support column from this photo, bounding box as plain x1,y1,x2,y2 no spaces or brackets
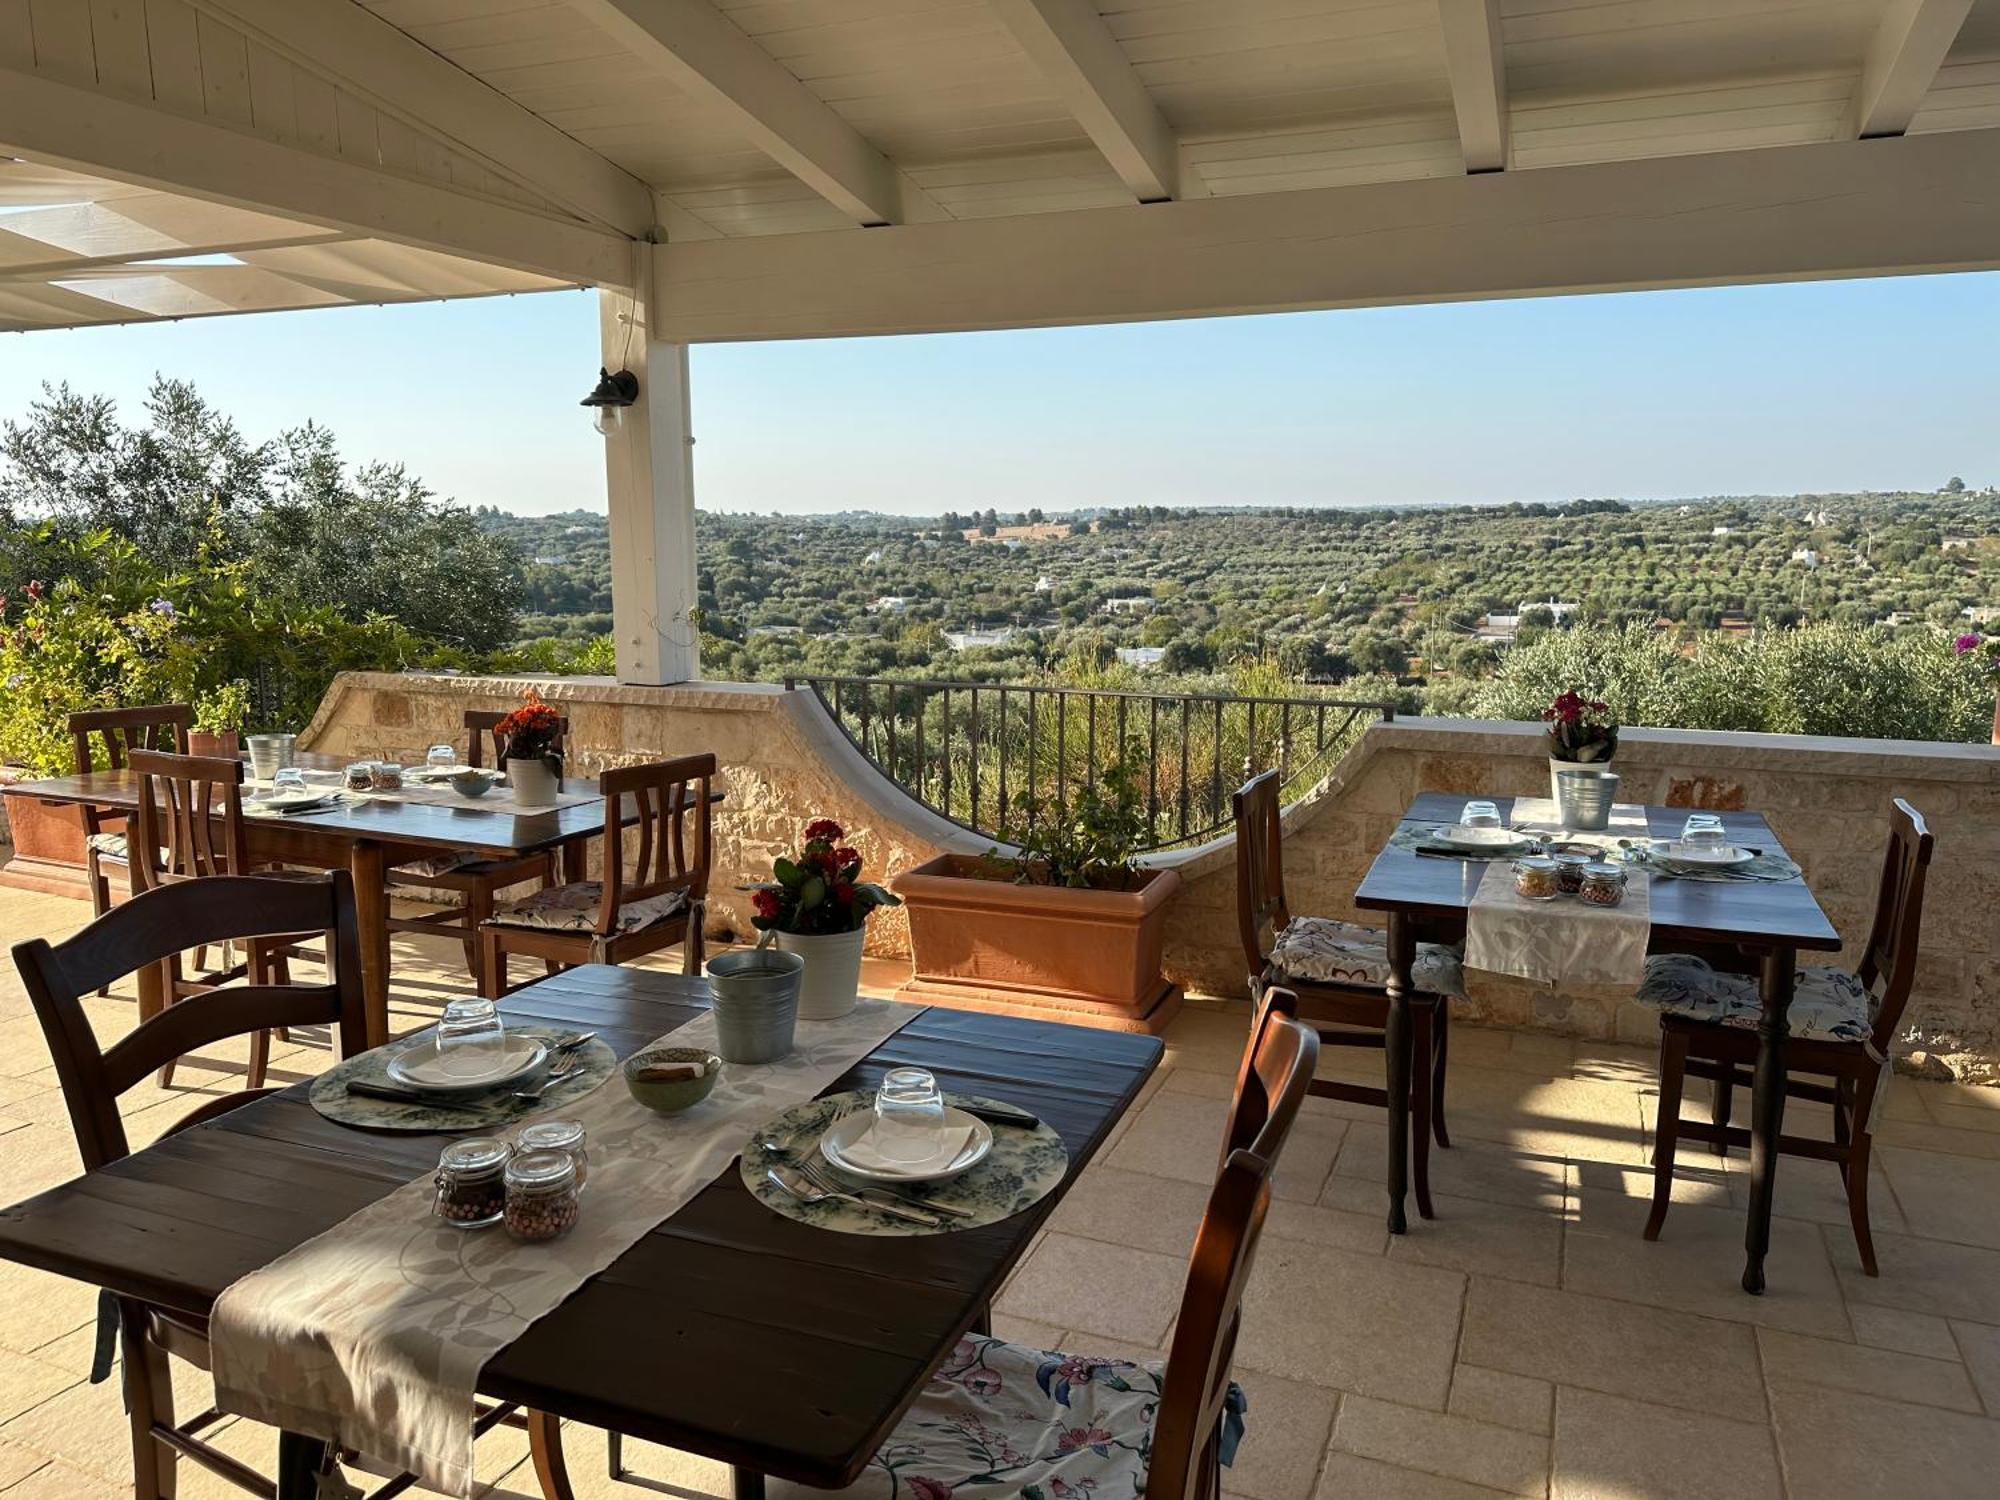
600,283,701,684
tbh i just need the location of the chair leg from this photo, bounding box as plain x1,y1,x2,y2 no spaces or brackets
1411,1001,1436,1220
526,1410,575,1500
1832,1077,1852,1150
732,1467,766,1500
246,943,272,1092
1847,1086,1880,1278
1645,1030,1689,1241
156,956,183,1089
465,888,496,991
1430,996,1452,1149
119,1309,176,1500
479,930,506,1000
88,854,114,995
1710,1062,1733,1159
682,916,705,978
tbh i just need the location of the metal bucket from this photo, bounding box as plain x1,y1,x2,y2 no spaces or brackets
1556,769,1620,832
246,733,297,780
706,948,805,1063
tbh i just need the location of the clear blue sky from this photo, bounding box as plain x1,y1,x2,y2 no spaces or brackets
0,271,1993,517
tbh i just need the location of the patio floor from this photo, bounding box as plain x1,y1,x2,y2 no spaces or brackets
0,887,1997,1498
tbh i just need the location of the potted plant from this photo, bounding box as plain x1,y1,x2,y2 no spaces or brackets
1542,688,1618,801
1955,633,2000,744
891,758,1183,1032
494,689,564,806
747,818,900,1020
189,679,250,758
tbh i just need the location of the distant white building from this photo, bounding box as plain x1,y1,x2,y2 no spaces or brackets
1517,598,1579,624
1964,605,2000,625
1803,508,1833,526
1712,525,1735,537
1116,646,1166,669
870,595,914,614
863,548,884,566
1102,595,1151,615
748,624,803,637
1476,614,1520,643
1790,546,1821,568
943,627,1017,650
1034,574,1055,593
531,553,566,565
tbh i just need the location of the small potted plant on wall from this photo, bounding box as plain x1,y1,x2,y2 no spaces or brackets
189,679,250,759
747,818,900,1020
495,689,564,806
1543,688,1618,800
891,757,1183,1033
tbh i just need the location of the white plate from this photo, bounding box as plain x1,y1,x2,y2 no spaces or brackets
1652,841,1756,869
249,790,341,813
819,1107,993,1185
387,1034,548,1094
1435,825,1534,850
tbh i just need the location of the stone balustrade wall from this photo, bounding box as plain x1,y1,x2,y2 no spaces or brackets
304,674,2000,1083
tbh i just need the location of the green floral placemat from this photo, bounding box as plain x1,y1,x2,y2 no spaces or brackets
742,1090,1068,1237
307,1028,618,1133
1626,845,1804,883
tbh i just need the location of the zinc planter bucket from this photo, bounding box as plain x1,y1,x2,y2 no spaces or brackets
1549,755,1614,804
507,756,561,808
706,948,804,1064
774,927,866,1020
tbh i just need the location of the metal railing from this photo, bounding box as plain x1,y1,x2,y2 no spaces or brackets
787,675,1392,852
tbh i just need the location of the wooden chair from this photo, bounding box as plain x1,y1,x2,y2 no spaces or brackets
1233,769,1456,1215
11,872,570,1500
384,708,574,990
1638,800,1935,1275
68,703,192,922
733,992,1319,1500
129,748,303,1090
478,754,714,997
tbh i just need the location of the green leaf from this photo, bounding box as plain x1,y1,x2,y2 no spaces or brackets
798,874,826,911
774,857,804,887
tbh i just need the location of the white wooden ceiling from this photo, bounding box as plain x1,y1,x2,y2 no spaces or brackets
0,0,1995,330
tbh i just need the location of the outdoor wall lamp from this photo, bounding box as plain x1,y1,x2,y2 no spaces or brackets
581,367,639,435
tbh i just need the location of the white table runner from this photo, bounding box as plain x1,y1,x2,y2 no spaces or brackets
248,776,597,816
1463,799,1652,987
210,999,916,1496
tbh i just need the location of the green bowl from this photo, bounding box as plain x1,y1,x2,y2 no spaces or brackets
450,769,498,798
623,1047,721,1114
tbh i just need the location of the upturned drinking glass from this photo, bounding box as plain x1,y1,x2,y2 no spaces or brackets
873,1066,947,1164
426,743,458,770
437,997,505,1067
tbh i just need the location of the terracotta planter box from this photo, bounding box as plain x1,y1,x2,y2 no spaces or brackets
891,853,1184,1034
0,789,93,896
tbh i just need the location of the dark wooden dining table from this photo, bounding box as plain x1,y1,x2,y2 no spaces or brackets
1355,792,1841,1294
1,753,717,1050
0,967,1163,1498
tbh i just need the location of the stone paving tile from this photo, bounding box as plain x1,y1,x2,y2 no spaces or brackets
1045,1164,1213,1259
1828,1228,2000,1324
0,1456,127,1499
1953,1320,2000,1416
1563,1190,1850,1337
1567,1155,1732,1209
1848,1303,1963,1360
1878,1146,2000,1249
1238,1239,1464,1410
1460,1278,1764,1420
1768,1378,2000,1498
1719,1155,1907,1235
1106,1087,1345,1203
1262,1195,1388,1256
1350,1184,1564,1287
1448,1366,1554,1436
1551,1387,1782,1500
989,1311,1066,1350
1314,1452,1514,1499
1218,1368,1337,1500
1755,1328,1981,1412
1332,1123,1570,1214
1331,1395,1549,1496
0,1263,96,1357
993,1232,1186,1347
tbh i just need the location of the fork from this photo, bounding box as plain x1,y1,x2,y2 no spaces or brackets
514,1063,584,1101
765,1163,941,1228
798,1156,974,1220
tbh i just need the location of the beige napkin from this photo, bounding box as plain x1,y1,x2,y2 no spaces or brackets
835,1120,976,1177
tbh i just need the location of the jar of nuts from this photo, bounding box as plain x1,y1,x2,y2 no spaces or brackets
1580,861,1629,908
517,1119,588,1190
1552,850,1593,894
1512,855,1560,901
504,1150,580,1243
433,1137,510,1229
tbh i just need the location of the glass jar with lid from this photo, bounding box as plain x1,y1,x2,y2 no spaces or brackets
1513,854,1560,901
517,1119,588,1189
433,1138,510,1229
504,1150,580,1242
1552,849,1594,894
1580,861,1629,908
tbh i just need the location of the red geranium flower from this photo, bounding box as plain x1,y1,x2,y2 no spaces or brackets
804,818,845,844
832,846,861,870
833,882,856,904
752,888,780,919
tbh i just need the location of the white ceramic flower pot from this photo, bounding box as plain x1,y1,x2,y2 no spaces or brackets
774,927,866,1020
506,756,560,808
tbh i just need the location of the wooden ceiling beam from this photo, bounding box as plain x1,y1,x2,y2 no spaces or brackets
1850,0,1975,138
568,0,940,226
1437,0,1508,173
987,0,1181,201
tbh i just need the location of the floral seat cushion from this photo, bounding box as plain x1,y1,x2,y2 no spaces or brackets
392,850,524,881
1270,915,1466,998
85,831,129,859
487,881,687,936
787,1334,1243,1498
1635,954,1875,1043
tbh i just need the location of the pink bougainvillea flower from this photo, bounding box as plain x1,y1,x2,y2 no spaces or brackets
1956,633,1984,654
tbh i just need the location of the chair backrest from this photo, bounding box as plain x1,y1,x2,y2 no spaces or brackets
464,708,571,768
1862,799,1935,1049
1150,1001,1318,1499
1221,986,1306,1168
129,748,249,889
68,703,191,774
1232,770,1289,973
596,754,717,933
11,873,368,1171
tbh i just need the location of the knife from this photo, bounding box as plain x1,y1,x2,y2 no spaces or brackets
345,1079,429,1104
960,1101,1039,1129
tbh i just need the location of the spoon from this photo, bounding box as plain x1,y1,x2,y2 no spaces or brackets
765,1163,941,1228
513,1063,584,1101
